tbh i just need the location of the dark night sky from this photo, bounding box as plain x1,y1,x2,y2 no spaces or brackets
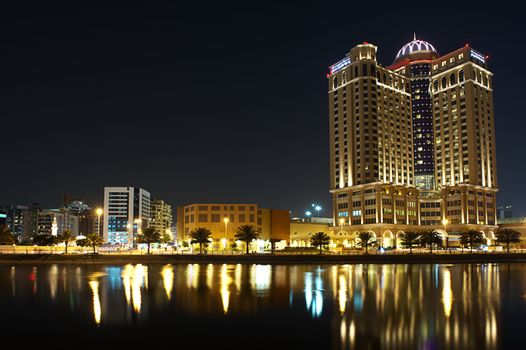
1,1,524,217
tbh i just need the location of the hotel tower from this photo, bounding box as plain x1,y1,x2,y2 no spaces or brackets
328,36,497,244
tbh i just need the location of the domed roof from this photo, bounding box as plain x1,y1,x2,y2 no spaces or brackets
395,35,438,61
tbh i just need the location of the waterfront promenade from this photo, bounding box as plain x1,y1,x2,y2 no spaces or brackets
1,251,526,264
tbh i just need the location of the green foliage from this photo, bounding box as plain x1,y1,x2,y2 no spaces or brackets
400,231,420,253
460,230,485,252
496,229,521,253
190,227,213,254
32,234,56,246
357,231,377,254
57,230,75,253
420,230,442,253
85,233,104,253
310,232,331,254
235,224,259,254
0,225,15,245
160,233,172,244
137,227,161,254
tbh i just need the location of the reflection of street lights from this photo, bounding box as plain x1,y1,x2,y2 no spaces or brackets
223,217,229,250
95,208,103,236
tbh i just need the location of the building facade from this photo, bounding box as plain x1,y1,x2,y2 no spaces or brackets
328,37,497,245
37,208,79,236
103,187,151,246
149,199,173,237
0,205,29,241
176,204,289,251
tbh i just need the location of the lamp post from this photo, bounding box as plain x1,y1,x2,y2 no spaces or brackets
95,208,103,236
312,204,322,217
223,217,229,251
305,211,312,222
339,218,345,234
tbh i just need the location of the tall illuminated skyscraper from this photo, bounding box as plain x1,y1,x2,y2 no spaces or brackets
328,36,497,244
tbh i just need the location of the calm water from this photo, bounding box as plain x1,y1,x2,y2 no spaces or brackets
1,263,525,349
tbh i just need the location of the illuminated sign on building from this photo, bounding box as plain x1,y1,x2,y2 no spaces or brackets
330,57,351,75
470,50,485,63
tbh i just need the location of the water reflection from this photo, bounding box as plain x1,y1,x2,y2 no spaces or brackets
0,263,516,349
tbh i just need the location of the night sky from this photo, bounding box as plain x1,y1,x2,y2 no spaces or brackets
2,1,524,217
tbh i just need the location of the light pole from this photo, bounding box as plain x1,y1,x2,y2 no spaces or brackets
311,204,322,217
223,217,229,251
339,218,345,234
96,208,103,236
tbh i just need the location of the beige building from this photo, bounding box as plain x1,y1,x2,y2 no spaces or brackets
176,204,289,251
328,37,497,244
149,199,173,237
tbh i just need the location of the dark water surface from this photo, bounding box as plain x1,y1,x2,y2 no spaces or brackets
1,263,525,349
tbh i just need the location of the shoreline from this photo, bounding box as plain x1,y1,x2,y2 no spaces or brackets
1,253,526,265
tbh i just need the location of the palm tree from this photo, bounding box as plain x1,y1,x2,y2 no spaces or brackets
400,231,420,253
358,231,377,254
460,230,484,253
57,230,75,254
0,225,15,245
84,233,104,254
310,232,331,254
235,224,259,254
269,238,281,254
496,229,521,253
190,227,212,254
160,232,172,245
420,230,441,254
137,227,161,254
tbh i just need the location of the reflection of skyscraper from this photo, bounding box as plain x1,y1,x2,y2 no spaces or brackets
328,37,498,237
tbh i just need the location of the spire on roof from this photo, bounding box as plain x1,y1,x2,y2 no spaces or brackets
413,32,417,41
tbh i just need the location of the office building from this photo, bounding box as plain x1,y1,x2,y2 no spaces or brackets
149,199,173,237
103,187,151,246
176,204,289,251
37,208,79,236
327,36,497,244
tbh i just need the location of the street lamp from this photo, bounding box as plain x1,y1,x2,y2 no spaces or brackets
305,211,312,222
339,218,345,235
311,204,322,217
95,208,103,236
223,217,229,250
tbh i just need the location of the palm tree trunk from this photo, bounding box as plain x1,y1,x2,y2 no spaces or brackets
65,242,68,254
147,242,151,255
246,241,249,255
409,244,412,254
93,244,96,254
507,242,510,253
200,243,203,254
